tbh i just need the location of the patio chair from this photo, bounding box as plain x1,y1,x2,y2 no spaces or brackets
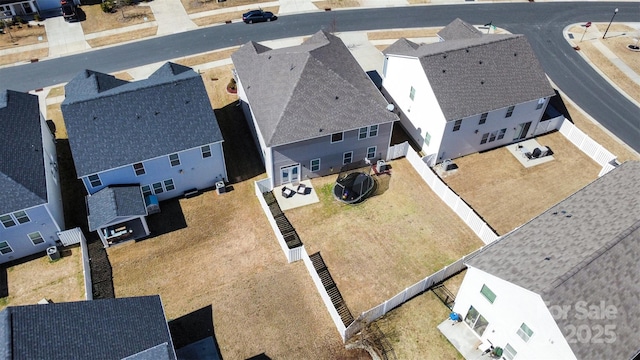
296,183,307,195
282,186,295,198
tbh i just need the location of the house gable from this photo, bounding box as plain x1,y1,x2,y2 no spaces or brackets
466,161,640,359
384,33,554,121
62,63,224,179
232,30,397,148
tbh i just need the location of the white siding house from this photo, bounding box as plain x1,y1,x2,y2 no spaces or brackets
445,161,640,360
382,19,555,165
232,31,398,188
62,63,227,243
0,90,64,264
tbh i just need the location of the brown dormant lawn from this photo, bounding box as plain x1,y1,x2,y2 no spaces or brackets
441,131,601,235
80,4,155,34
285,159,484,317
182,0,274,14
108,179,368,359
0,247,85,311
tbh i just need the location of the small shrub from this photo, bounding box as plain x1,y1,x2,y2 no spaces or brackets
14,16,22,25
101,0,115,12
34,14,42,21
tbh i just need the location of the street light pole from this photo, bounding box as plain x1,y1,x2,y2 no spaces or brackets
602,8,619,39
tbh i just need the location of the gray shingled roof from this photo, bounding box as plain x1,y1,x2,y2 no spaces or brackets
0,295,176,360
62,62,223,178
437,18,483,41
231,30,397,147
467,161,640,360
87,185,147,231
384,32,555,121
0,90,48,215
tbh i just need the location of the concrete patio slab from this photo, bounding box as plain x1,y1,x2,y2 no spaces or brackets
437,319,486,360
274,180,319,211
507,138,555,168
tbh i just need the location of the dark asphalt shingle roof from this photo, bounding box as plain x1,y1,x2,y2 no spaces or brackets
231,30,397,147
62,62,223,178
466,161,640,360
0,295,176,360
0,90,48,215
384,32,555,121
87,185,147,231
437,18,483,41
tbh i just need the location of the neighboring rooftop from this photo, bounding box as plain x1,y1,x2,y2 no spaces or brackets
62,62,224,178
437,18,483,41
0,90,48,215
87,185,147,231
384,22,555,121
467,161,640,360
231,30,398,147
0,295,176,360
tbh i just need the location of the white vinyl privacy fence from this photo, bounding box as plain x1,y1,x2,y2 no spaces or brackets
558,119,619,176
405,149,499,245
58,228,92,300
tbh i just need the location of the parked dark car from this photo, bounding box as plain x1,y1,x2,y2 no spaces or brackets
60,0,77,21
242,10,276,24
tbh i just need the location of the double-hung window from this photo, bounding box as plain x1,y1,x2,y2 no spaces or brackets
453,119,462,132
310,159,320,172
369,125,378,137
506,105,515,118
0,241,13,254
516,323,534,342
343,151,353,165
367,146,377,159
88,174,102,187
479,113,488,125
133,162,145,176
28,232,45,245
359,127,368,140
201,145,212,158
0,215,16,228
14,211,30,224
169,153,180,167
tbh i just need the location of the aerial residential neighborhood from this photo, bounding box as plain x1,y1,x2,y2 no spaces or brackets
0,1,638,359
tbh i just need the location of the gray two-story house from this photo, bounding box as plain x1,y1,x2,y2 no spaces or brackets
62,63,227,245
0,90,64,265
231,30,398,188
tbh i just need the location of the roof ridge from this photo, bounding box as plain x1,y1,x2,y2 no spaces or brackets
547,218,640,292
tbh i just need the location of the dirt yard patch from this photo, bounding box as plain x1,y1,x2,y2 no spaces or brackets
0,247,85,311
175,48,237,67
107,180,367,359
81,4,155,34
0,23,46,49
0,48,48,66
374,273,466,360
367,28,439,41
285,159,484,317
87,26,157,48
314,0,360,9
183,0,274,14
441,131,601,235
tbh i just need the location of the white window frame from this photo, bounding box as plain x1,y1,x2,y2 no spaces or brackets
504,344,517,360
516,323,534,342
133,162,146,176
369,124,378,137
141,185,152,197
0,241,13,255
310,158,320,172
480,133,489,145
480,284,496,303
366,146,377,159
13,211,30,224
88,174,102,187
506,105,515,118
536,98,545,110
152,182,164,194
358,127,368,140
1,214,16,228
28,231,45,245
409,86,416,101
424,132,431,146
201,145,212,158
169,153,181,167
164,179,175,192
331,132,344,143
479,112,488,125
453,119,462,132
497,128,507,140
343,151,353,165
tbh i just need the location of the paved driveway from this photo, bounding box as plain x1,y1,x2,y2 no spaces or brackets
45,16,89,56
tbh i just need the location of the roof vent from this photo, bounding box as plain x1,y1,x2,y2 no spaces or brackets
479,60,483,64
465,49,469,53
514,52,517,56
442,69,446,73
335,96,339,100
480,80,484,85
386,104,395,112
443,54,447,59
155,111,160,116
544,256,551,261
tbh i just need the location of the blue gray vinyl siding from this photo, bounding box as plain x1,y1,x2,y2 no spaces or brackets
0,205,59,264
82,143,227,200
271,122,392,186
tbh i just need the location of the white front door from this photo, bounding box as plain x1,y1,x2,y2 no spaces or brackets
281,164,300,185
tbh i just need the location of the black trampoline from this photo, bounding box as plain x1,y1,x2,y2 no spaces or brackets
333,172,375,204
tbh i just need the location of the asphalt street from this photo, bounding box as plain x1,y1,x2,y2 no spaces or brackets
2,2,639,151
